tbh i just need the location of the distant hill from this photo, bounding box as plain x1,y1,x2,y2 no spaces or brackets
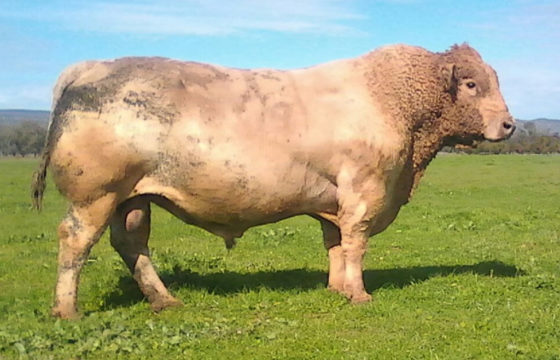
0,110,50,125
0,109,559,135
515,118,560,137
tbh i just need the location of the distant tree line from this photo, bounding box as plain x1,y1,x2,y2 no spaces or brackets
463,134,560,154
0,121,47,156
445,122,560,154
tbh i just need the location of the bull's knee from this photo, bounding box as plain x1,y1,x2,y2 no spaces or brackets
58,212,82,241
57,213,88,261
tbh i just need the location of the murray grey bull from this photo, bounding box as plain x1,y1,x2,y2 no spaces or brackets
32,43,514,319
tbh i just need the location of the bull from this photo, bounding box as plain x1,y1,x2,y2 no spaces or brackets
32,44,514,318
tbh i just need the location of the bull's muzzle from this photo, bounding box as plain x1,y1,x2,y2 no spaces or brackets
485,116,516,142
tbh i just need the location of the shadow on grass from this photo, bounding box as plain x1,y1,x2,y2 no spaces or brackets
102,260,524,309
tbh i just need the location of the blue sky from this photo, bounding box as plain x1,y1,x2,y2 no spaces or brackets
1,0,559,119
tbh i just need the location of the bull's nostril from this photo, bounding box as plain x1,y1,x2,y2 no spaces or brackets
503,122,513,130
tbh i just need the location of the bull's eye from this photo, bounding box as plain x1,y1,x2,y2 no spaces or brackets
466,81,476,89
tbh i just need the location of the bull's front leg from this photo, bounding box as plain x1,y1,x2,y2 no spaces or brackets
333,170,384,304
338,219,372,303
320,214,372,303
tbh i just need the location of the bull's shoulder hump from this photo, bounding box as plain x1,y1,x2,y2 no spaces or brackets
364,43,432,57
286,57,368,89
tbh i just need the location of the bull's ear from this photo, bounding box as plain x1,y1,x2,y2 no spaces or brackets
441,64,458,102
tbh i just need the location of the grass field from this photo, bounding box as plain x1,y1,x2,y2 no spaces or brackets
1,155,559,359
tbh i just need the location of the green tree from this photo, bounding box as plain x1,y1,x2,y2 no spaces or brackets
13,121,47,156
0,125,17,156
0,121,46,156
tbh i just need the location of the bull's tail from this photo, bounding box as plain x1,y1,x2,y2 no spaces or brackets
31,61,97,211
31,148,50,211
31,106,58,211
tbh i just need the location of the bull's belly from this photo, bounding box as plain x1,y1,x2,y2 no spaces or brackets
132,169,338,237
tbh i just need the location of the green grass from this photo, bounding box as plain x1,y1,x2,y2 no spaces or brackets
1,155,559,359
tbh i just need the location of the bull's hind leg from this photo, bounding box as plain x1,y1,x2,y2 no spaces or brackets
52,195,116,319
109,197,182,312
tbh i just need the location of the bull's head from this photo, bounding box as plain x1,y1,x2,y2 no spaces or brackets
441,44,515,142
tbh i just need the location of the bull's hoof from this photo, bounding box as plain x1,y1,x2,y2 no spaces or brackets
350,292,372,304
51,306,80,320
150,296,183,313
327,284,345,294
342,286,373,304
328,285,372,304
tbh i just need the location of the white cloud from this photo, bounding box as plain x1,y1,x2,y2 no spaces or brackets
3,0,365,36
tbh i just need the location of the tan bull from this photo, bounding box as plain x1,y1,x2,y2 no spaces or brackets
32,44,514,319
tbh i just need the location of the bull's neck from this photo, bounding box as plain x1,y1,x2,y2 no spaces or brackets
363,49,451,194
409,116,447,190
399,86,453,194
401,88,450,192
